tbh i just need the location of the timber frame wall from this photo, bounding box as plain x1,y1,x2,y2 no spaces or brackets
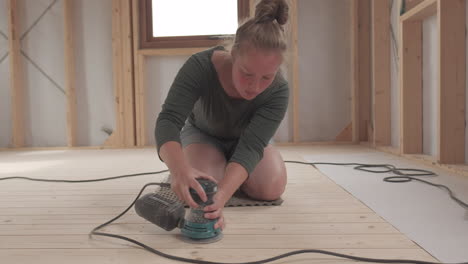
4,0,467,169
398,0,466,164
4,0,348,149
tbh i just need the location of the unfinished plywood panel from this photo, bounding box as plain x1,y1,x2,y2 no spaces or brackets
8,0,24,148
399,20,422,154
335,122,352,142
372,0,391,146
63,0,77,147
438,0,466,164
0,147,438,263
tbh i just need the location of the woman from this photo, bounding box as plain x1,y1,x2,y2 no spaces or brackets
155,0,290,230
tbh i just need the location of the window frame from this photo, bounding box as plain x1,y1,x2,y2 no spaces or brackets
138,0,250,49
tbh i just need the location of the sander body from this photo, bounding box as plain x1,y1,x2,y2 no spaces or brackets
135,178,222,243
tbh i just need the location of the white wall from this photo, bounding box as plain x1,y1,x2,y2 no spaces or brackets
0,0,114,148
0,0,12,148
422,15,438,157
145,56,188,145
20,0,67,146
296,0,351,141
73,0,114,146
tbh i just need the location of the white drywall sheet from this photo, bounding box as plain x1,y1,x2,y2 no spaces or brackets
304,150,468,263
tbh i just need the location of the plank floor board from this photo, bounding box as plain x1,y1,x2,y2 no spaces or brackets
0,234,419,249
0,222,400,235
0,249,436,264
0,213,385,225
0,146,438,263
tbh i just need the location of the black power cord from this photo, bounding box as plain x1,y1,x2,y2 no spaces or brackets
0,169,168,183
1,161,467,264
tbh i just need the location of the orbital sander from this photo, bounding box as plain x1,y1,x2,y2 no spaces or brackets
135,178,223,243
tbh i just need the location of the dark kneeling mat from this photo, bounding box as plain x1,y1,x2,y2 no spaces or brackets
154,186,283,207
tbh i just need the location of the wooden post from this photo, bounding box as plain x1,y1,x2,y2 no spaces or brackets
290,0,300,143
249,0,256,17
63,0,77,147
121,0,135,147
111,0,123,147
133,0,146,146
372,0,391,146
359,0,371,142
438,0,466,163
8,0,24,148
111,0,136,147
400,0,437,21
136,53,146,146
350,0,360,143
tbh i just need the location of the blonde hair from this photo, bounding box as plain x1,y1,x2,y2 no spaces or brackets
229,0,289,56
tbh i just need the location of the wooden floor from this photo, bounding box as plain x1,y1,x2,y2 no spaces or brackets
0,146,439,264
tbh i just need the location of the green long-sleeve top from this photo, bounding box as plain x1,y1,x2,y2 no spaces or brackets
155,46,289,174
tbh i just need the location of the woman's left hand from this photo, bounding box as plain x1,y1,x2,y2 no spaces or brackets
203,191,228,230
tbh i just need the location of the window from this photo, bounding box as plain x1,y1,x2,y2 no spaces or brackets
139,0,250,49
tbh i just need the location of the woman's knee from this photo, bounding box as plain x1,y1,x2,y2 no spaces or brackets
183,143,226,180
246,179,286,201
243,172,287,200
241,146,287,200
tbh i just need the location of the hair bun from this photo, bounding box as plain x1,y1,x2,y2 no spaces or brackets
255,0,289,25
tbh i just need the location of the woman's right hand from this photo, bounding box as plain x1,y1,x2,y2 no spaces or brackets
170,166,218,208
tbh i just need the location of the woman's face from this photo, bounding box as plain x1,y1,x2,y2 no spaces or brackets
231,48,282,100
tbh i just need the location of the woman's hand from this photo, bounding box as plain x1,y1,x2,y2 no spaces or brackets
170,166,218,208
203,190,229,230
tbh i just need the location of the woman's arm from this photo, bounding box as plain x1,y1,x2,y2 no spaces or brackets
217,162,249,204
160,141,217,208
229,83,289,175
156,54,216,207
203,162,247,230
